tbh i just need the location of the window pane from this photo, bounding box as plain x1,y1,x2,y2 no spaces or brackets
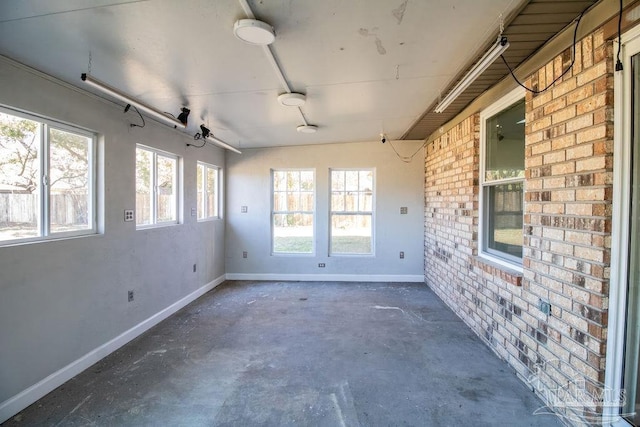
273,192,286,211
331,192,344,211
273,213,313,253
300,191,313,211
360,170,373,191
135,148,152,225
0,112,40,241
287,171,299,191
485,182,523,258
331,214,372,254
273,171,286,191
485,99,525,181
197,164,204,219
207,167,218,217
49,128,91,234
156,155,176,222
331,170,344,191
359,192,373,211
345,171,359,191
300,171,314,191
286,192,299,211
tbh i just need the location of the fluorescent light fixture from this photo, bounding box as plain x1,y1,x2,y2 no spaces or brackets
278,92,306,107
233,19,275,45
206,135,242,154
297,125,318,134
81,73,186,128
434,36,510,114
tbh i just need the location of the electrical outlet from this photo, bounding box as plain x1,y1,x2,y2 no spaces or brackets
241,206,248,213
191,207,196,217
242,251,248,258
400,207,408,214
318,263,326,268
124,209,134,222
399,251,405,259
193,264,197,272
128,290,134,302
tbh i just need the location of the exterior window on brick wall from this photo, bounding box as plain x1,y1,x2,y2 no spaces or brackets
480,88,525,266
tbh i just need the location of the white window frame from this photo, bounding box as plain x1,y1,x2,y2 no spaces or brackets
0,105,97,246
271,168,316,256
478,87,525,270
604,25,640,427
135,144,180,228
329,168,376,256
196,161,221,221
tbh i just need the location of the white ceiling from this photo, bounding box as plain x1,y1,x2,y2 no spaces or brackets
0,0,525,149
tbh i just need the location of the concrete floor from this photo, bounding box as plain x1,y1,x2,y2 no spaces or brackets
4,281,560,426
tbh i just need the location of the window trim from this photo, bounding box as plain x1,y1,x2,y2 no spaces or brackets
135,144,180,229
196,161,221,221
271,168,316,256
478,87,525,270
0,105,97,246
329,168,376,257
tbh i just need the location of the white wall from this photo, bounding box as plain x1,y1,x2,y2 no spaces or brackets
0,57,226,418
225,141,424,281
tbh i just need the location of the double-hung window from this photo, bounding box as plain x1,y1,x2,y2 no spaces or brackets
330,169,374,255
479,88,525,265
197,162,220,220
136,145,179,227
272,169,314,254
0,107,96,244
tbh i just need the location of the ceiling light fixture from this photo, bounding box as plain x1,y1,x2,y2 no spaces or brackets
278,92,306,107
297,125,318,134
434,36,510,114
193,124,242,154
81,73,187,129
233,19,275,45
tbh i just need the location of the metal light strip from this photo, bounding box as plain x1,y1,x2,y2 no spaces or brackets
434,37,510,114
81,73,185,129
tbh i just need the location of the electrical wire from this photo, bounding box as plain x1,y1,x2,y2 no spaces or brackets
125,104,145,128
616,0,624,71
187,132,207,148
388,139,427,163
501,5,588,94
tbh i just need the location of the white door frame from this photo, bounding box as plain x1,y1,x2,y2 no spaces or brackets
604,23,640,427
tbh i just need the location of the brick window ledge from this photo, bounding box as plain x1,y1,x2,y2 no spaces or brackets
472,256,523,286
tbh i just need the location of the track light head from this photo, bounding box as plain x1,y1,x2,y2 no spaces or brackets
177,108,190,126
199,124,211,139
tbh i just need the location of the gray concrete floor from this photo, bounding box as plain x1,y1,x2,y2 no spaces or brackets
4,281,561,426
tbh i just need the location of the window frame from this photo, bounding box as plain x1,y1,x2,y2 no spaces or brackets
135,144,180,228
271,168,316,256
329,168,376,256
0,105,97,246
196,161,221,221
478,87,525,269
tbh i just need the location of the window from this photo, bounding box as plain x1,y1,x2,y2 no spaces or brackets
330,169,374,255
197,162,220,220
136,145,179,227
480,89,525,265
272,169,314,254
0,107,96,244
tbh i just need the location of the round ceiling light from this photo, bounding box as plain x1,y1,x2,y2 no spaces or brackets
278,92,306,107
233,19,275,45
297,125,318,134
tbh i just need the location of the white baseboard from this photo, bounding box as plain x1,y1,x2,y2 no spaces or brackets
225,273,424,282
0,275,226,424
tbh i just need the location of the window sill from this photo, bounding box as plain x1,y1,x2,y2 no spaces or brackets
472,256,523,286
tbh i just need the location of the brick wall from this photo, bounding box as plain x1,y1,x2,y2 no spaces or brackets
424,26,614,424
